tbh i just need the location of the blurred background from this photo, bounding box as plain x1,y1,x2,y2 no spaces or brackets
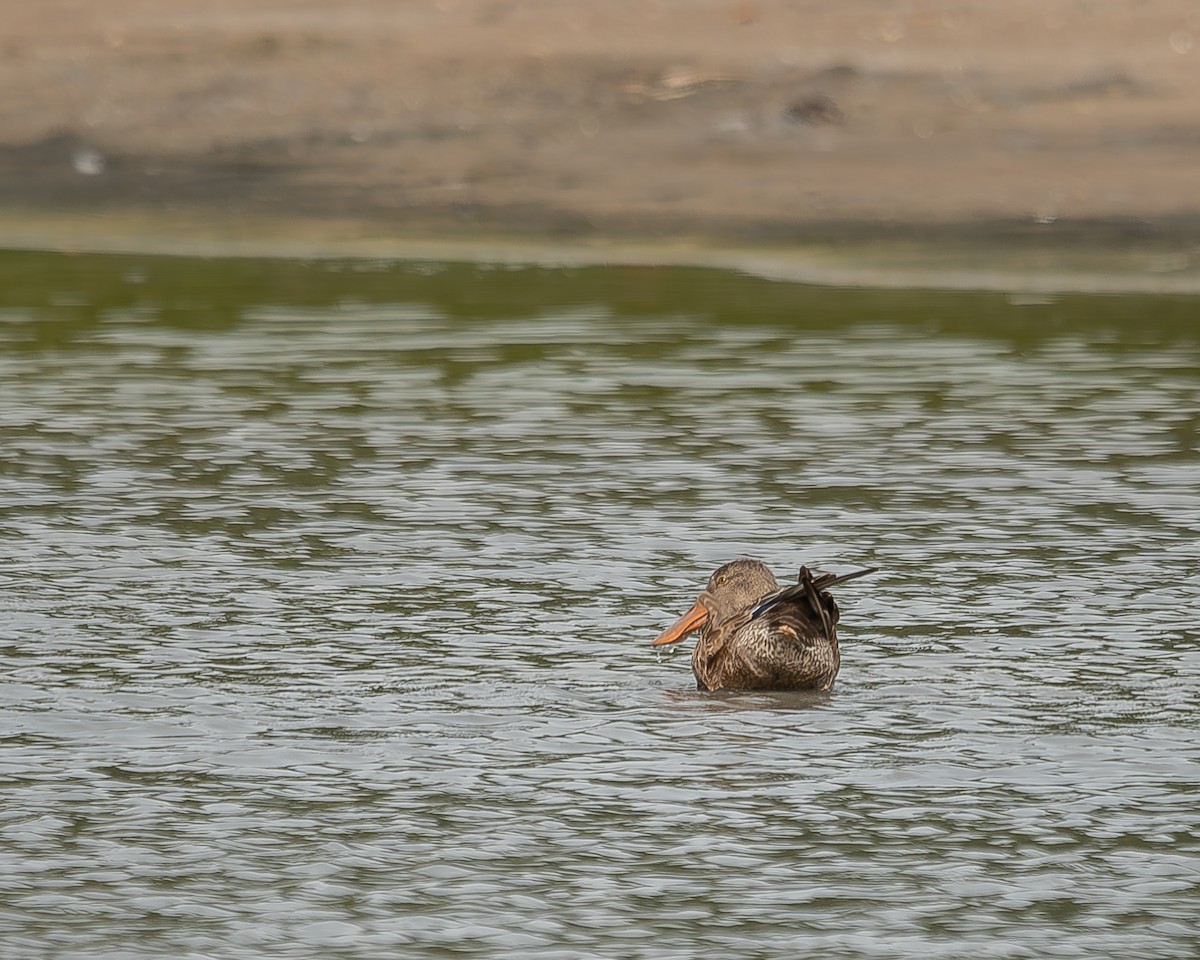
3,0,1200,281
3,5,1199,960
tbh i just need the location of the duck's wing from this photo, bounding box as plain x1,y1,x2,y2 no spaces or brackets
748,565,876,639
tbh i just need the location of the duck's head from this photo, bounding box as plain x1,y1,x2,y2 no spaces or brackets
651,558,780,646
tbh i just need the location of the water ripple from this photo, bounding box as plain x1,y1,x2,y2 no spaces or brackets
1,256,1198,958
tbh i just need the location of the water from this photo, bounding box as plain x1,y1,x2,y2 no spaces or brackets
2,251,1198,959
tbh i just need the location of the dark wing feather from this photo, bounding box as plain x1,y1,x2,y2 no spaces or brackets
749,566,876,622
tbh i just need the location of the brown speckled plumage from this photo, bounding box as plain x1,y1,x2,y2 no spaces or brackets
652,558,874,692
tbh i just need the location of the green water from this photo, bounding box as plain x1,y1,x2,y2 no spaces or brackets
2,249,1198,959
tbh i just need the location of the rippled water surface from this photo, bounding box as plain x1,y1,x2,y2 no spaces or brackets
2,251,1199,958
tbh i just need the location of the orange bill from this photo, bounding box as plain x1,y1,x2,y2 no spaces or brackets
651,599,709,646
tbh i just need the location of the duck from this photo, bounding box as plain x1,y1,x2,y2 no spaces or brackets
651,558,874,691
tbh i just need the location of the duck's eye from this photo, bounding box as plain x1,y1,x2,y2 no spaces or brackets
717,575,728,585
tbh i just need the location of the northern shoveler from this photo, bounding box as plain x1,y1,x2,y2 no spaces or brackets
652,558,874,691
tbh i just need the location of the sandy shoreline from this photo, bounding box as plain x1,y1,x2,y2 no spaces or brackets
4,1,1200,290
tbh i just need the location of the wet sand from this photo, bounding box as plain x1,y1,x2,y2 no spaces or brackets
4,1,1200,289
